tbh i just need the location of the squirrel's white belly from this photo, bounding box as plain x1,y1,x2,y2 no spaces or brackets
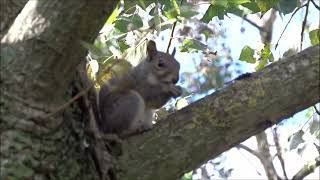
128,90,155,132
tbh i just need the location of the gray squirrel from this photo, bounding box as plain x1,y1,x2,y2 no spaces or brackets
97,40,182,136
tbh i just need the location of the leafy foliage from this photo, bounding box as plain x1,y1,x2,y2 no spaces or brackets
239,43,274,70
201,0,280,22
277,0,300,15
179,39,207,53
309,29,320,46
239,45,256,63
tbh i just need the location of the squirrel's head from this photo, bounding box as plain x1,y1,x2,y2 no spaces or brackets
146,40,180,85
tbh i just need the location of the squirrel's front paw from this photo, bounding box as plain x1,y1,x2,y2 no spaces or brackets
170,85,182,98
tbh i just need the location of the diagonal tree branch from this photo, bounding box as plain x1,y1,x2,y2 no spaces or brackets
117,45,320,180
292,156,320,180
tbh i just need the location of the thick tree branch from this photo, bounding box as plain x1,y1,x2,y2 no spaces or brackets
1,0,118,179
117,45,320,180
292,156,320,180
1,0,118,105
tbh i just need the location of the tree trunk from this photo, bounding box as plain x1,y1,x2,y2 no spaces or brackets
1,0,118,179
0,0,28,39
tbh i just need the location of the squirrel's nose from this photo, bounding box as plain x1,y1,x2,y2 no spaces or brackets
172,77,178,84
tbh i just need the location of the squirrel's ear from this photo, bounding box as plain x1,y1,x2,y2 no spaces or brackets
171,47,176,57
147,40,157,60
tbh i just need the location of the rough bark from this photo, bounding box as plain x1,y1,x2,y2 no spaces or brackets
0,0,118,179
117,45,320,180
0,0,28,39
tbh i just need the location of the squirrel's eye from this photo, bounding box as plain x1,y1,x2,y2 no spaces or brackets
158,60,165,68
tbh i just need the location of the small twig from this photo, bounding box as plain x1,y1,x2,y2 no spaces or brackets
310,0,320,10
166,21,177,53
236,144,263,175
300,0,310,51
275,4,307,50
166,0,183,53
272,127,289,180
313,105,320,115
243,15,264,32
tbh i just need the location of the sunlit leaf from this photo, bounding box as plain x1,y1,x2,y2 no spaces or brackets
106,4,119,24
179,39,207,52
233,0,251,4
256,43,274,70
181,171,193,180
309,29,320,45
241,2,261,13
255,0,279,13
255,57,268,70
239,45,256,63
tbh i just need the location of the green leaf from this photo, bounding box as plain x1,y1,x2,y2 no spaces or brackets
233,0,252,4
201,4,225,22
226,5,246,17
239,45,256,63
118,40,130,53
106,4,119,24
80,41,103,57
124,0,153,10
241,2,261,13
256,43,274,70
179,39,207,52
160,0,180,19
211,0,229,8
180,4,198,18
255,57,268,70
181,171,193,180
260,44,273,60
309,29,320,45
163,8,179,19
277,0,300,15
114,15,143,32
255,0,279,13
